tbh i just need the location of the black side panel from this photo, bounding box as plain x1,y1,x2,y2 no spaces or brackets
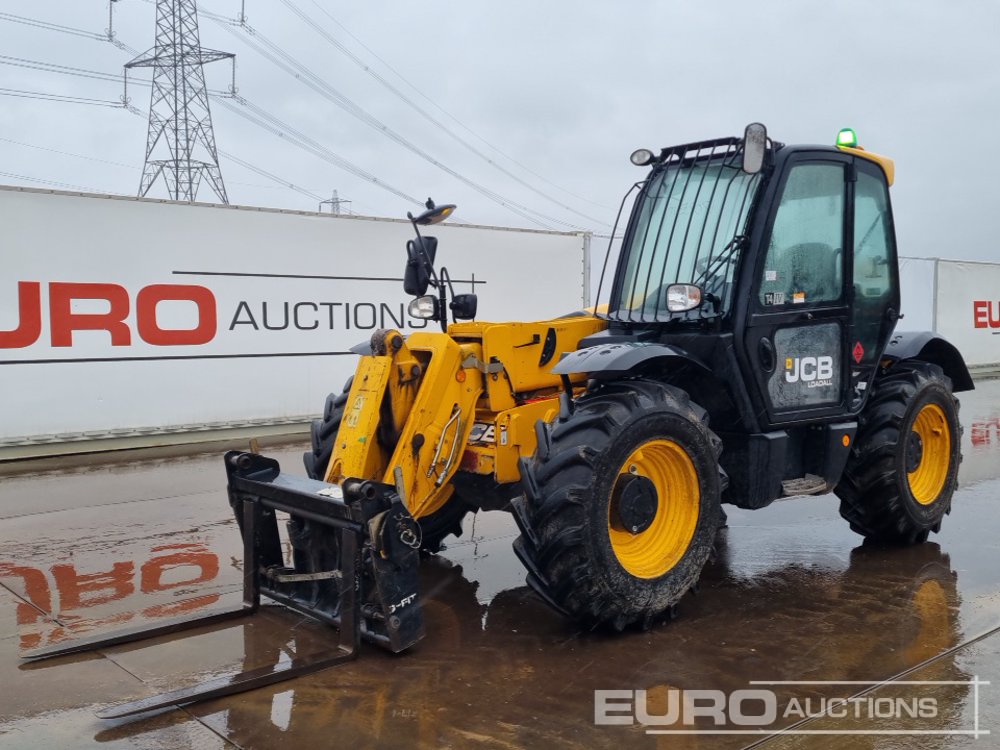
719,431,787,509
551,341,712,378
883,331,975,392
815,421,858,486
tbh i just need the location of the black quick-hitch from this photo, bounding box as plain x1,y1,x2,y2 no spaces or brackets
20,451,424,719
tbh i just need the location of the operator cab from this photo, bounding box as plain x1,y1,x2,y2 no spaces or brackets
595,125,900,432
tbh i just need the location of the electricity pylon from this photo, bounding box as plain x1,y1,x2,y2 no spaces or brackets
127,0,233,203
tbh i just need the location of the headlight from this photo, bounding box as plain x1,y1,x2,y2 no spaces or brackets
407,295,438,319
666,284,702,312
630,148,655,166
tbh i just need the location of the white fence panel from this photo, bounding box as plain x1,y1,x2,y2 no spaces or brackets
934,260,1000,367
0,187,587,444
897,256,936,333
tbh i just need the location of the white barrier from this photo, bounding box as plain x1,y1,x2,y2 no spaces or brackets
897,257,936,333
3,184,996,452
0,187,588,446
934,259,1000,368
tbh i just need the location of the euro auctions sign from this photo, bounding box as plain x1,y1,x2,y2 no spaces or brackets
933,260,1000,368
973,300,1000,331
1,282,219,349
0,279,434,353
0,187,587,443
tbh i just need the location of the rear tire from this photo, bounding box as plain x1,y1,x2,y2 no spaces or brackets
303,378,471,553
835,362,961,544
512,380,723,630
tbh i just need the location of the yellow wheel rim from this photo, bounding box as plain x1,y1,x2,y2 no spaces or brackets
608,439,700,579
904,578,951,662
907,403,951,506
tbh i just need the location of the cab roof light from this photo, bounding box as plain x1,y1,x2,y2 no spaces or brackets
837,127,858,148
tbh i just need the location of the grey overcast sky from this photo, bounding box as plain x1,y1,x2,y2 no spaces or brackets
1,1,998,260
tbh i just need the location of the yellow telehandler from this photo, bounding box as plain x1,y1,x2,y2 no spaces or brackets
26,124,974,719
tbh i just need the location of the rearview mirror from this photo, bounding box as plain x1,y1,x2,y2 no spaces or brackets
742,122,767,174
449,294,478,321
404,236,438,296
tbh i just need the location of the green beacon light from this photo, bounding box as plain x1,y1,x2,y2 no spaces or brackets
837,127,858,148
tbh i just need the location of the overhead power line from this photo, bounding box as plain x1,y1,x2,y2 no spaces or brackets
0,47,416,207
0,132,322,200
2,6,574,224
0,87,125,108
201,8,585,230
217,149,325,202
0,136,136,169
0,10,139,55
0,170,104,193
300,0,610,211
0,54,230,100
277,0,607,226
0,134,320,200
0,11,106,41
212,94,423,205
0,54,123,83
1,7,426,210
121,106,341,204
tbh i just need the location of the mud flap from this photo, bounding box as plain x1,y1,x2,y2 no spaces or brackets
22,451,424,719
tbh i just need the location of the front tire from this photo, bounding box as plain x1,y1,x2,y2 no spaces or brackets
512,380,723,630
836,362,961,544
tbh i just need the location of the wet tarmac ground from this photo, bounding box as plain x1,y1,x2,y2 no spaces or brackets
1,381,999,748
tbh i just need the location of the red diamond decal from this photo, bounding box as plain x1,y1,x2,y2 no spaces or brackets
853,341,864,363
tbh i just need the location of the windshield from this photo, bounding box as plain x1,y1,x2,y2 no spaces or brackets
609,151,761,322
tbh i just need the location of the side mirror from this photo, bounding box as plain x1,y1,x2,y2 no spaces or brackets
449,294,477,321
742,122,767,174
404,236,438,296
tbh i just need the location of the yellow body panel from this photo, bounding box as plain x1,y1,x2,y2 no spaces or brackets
322,314,609,519
462,397,562,482
325,356,391,485
450,315,606,412
837,145,895,186
383,332,484,519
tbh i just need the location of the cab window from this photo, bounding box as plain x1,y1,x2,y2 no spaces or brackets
852,164,895,364
759,162,845,307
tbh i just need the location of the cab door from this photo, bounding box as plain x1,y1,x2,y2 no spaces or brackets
847,159,901,406
742,154,852,427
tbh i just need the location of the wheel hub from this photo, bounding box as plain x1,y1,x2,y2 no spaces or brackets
612,474,658,535
906,430,924,473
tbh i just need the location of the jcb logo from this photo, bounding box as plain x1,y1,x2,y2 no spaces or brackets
785,355,834,384
0,281,217,349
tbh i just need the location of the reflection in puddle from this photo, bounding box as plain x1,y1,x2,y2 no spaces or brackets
970,415,1000,447
89,543,971,748
0,543,224,650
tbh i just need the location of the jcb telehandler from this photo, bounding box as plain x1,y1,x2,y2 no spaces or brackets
26,124,974,718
